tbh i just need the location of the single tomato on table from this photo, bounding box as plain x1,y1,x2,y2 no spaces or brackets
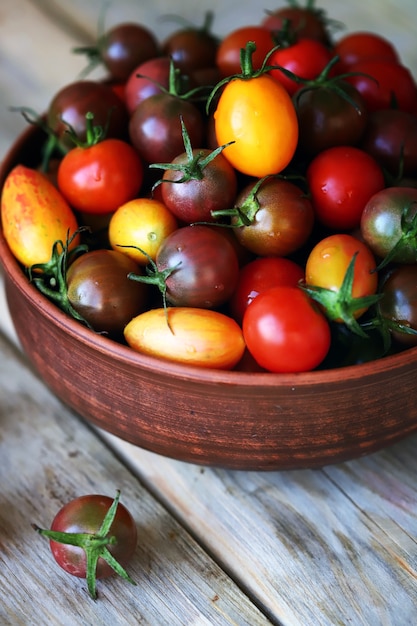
33,491,137,599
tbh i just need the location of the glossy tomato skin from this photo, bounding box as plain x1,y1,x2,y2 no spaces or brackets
360,109,417,178
334,31,400,73
262,7,331,45
47,81,129,148
159,149,238,223
99,22,159,82
1,165,79,267
214,75,299,177
57,139,144,215
125,56,172,116
360,187,417,263
162,26,218,74
295,82,368,156
66,249,148,334
232,177,315,257
242,285,331,373
305,233,378,318
306,146,385,230
156,225,239,308
216,26,274,77
378,265,417,346
268,39,333,96
129,93,204,164
125,307,245,369
346,60,417,113
50,494,137,579
229,256,305,324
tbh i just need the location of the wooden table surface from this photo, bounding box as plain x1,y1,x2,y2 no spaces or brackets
1,1,417,624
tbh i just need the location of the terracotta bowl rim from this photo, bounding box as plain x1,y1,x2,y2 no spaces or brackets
2,123,417,389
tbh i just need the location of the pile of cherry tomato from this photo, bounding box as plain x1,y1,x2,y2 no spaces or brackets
2,0,417,373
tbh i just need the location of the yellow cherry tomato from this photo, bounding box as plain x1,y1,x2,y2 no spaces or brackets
125,307,246,370
108,197,178,265
1,165,79,267
214,74,299,177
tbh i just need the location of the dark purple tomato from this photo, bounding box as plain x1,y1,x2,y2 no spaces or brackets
99,22,159,82
378,264,417,346
162,23,218,73
294,81,368,156
47,80,129,147
360,187,417,264
128,93,205,164
125,56,172,116
49,493,137,579
66,249,148,334
360,108,417,178
156,224,240,308
231,177,315,257
158,149,238,223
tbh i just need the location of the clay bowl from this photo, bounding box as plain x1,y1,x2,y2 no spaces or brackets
2,125,417,471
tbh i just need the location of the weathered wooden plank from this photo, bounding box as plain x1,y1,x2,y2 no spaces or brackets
100,431,417,625
0,333,272,626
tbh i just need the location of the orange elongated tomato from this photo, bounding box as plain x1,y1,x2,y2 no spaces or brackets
214,75,299,177
125,307,246,370
1,165,79,267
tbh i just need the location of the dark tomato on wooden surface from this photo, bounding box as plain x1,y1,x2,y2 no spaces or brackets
48,494,137,579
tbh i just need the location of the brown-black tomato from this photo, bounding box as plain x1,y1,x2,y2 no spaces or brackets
66,249,148,335
158,149,238,223
378,265,417,346
47,80,129,147
155,224,240,308
231,177,315,257
128,94,205,164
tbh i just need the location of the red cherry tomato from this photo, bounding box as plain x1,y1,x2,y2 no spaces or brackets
216,26,275,77
346,60,417,113
268,38,333,96
334,31,400,73
243,285,331,373
57,139,144,215
229,256,305,324
306,146,385,230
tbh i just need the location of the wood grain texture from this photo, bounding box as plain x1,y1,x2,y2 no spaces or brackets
0,333,271,626
101,432,417,625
